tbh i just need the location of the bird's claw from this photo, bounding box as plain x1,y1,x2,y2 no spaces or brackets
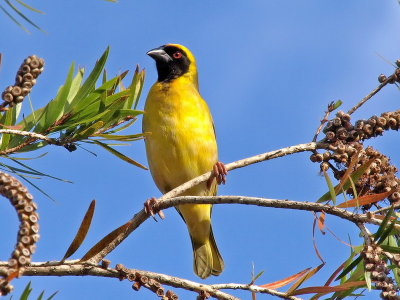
144,197,165,221
207,161,228,189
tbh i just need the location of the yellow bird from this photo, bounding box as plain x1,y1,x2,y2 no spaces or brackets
142,44,226,279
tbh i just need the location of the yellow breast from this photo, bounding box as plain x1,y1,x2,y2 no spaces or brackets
142,77,218,195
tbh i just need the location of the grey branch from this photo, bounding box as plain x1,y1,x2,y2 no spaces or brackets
88,142,329,264
0,262,297,300
0,129,54,143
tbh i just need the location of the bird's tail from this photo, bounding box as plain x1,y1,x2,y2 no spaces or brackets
192,227,224,279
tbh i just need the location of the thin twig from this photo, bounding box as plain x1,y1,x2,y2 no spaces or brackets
0,129,55,143
88,142,329,264
210,283,303,300
347,77,391,115
313,102,336,142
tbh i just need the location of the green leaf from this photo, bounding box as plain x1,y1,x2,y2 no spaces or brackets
94,133,144,141
92,140,147,169
336,255,362,281
0,4,30,33
72,121,104,140
318,158,375,203
5,0,43,31
332,100,343,110
45,291,58,300
19,281,32,300
37,291,45,300
0,108,16,150
66,67,84,104
323,170,336,205
11,159,72,182
377,217,398,245
43,62,75,128
15,0,44,14
374,206,394,240
68,47,110,109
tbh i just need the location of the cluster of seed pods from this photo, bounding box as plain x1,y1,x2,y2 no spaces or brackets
1,55,44,109
363,245,400,300
0,172,39,295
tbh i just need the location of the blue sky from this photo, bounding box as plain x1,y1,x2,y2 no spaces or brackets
1,1,400,299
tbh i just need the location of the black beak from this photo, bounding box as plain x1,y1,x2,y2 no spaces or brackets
147,47,172,63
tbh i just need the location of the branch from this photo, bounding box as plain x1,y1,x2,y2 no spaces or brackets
0,262,238,300
346,70,397,115
210,283,303,300
0,129,56,144
88,142,329,263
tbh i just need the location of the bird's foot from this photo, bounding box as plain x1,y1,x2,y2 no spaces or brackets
207,161,228,189
144,197,165,221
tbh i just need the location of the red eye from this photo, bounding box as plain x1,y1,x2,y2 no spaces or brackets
173,52,182,59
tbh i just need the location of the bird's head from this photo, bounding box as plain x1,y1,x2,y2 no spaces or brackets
147,44,198,85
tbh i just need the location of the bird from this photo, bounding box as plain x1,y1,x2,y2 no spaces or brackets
142,44,227,279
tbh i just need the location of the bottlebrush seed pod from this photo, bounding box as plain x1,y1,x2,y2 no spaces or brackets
378,74,387,83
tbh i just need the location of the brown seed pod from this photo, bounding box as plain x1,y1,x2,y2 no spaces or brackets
378,74,387,83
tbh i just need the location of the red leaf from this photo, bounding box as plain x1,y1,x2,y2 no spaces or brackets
290,280,366,296
259,267,311,289
337,190,394,208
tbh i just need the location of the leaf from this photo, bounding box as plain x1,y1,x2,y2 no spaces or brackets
62,200,96,260
0,4,30,33
19,281,32,300
318,157,376,202
287,263,325,294
323,171,336,205
37,291,44,300
290,280,366,296
15,0,44,14
92,140,148,169
332,100,343,110
69,47,109,108
43,62,75,128
80,220,131,262
364,271,372,291
374,206,395,240
317,211,325,233
4,0,43,31
0,108,15,150
72,121,104,140
376,217,397,245
312,213,325,264
45,291,58,300
259,267,311,289
336,190,394,208
336,255,362,280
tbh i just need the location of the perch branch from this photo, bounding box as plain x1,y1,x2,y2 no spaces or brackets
88,142,329,264
0,262,293,300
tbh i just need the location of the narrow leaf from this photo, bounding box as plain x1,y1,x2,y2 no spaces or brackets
336,256,362,280
337,190,394,208
364,271,372,291
80,220,131,261
92,140,148,169
287,263,325,294
374,206,394,240
290,281,365,296
0,4,30,33
5,0,42,31
70,47,109,108
259,267,311,289
318,157,376,202
15,0,44,13
323,171,336,205
62,200,96,260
